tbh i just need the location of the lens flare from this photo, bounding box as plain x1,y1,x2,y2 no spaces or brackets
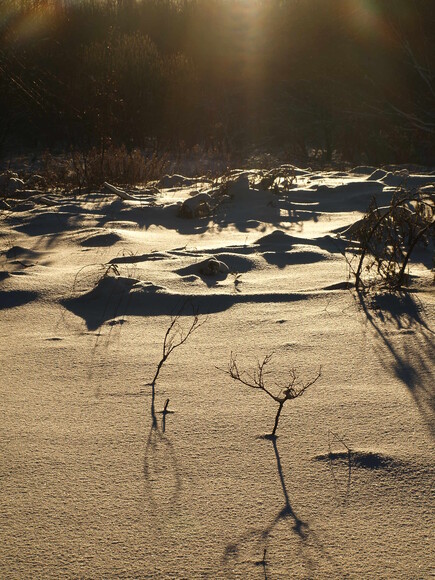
1,0,57,45
343,0,396,46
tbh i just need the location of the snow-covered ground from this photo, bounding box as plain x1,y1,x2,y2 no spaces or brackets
1,166,434,579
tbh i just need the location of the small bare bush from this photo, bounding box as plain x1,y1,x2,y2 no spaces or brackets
69,144,171,189
225,353,321,438
150,306,206,391
148,304,207,427
348,188,434,289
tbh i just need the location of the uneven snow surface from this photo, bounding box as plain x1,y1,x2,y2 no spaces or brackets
1,167,434,579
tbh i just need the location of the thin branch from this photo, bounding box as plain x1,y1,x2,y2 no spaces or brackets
223,352,321,437
403,40,435,100
148,304,207,419
226,352,279,401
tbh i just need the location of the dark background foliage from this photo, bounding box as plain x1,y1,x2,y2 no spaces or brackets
1,0,434,164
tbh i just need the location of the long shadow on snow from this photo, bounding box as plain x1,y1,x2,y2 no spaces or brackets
7,211,75,236
96,200,212,235
0,289,38,309
5,195,111,237
357,290,435,436
211,198,312,233
223,438,337,579
95,192,315,235
62,282,318,331
108,230,346,281
143,381,181,516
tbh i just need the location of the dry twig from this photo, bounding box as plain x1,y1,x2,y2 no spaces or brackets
225,352,321,438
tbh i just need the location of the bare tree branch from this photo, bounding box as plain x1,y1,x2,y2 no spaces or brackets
150,304,207,390
223,352,321,437
148,303,207,429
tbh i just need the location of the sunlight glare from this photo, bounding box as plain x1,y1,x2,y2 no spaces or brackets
2,1,57,44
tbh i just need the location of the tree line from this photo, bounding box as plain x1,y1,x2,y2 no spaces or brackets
1,0,434,164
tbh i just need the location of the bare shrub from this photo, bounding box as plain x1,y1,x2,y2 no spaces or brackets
224,352,321,438
348,188,434,289
37,143,233,192
148,305,207,427
70,145,171,189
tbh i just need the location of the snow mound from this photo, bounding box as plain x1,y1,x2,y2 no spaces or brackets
178,193,213,219
87,276,164,298
176,257,229,278
314,450,411,471
159,174,205,188
5,245,41,260
227,174,250,197
80,232,122,247
254,230,296,247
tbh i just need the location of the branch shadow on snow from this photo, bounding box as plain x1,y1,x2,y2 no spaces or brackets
92,185,320,235
223,438,331,579
97,200,214,235
142,383,181,516
357,290,435,436
4,175,394,244
210,197,318,234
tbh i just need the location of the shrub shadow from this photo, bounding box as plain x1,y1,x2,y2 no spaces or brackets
357,290,435,436
142,383,181,517
223,438,335,578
